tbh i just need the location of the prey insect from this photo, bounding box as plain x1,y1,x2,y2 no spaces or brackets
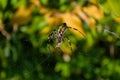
48,23,85,52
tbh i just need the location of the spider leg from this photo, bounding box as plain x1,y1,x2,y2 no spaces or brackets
47,44,53,54
67,26,86,38
65,36,73,53
48,29,58,54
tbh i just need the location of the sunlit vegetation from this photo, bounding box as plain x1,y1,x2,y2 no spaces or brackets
0,0,120,80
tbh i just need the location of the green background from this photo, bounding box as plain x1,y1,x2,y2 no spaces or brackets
0,0,120,80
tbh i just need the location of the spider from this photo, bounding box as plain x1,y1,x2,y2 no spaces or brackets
48,23,86,52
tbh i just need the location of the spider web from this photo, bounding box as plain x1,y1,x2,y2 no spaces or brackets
0,23,58,79
1,23,120,79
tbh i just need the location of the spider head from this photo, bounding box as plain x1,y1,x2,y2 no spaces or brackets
62,23,67,27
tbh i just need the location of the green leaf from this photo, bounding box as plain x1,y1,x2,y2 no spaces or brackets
0,0,8,10
40,0,48,5
11,47,18,62
11,0,27,9
0,11,3,19
107,0,120,17
4,43,10,57
55,62,70,77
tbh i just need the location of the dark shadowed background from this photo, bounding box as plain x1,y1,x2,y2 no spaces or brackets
0,0,120,80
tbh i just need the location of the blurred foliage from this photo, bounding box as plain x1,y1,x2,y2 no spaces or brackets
0,0,120,80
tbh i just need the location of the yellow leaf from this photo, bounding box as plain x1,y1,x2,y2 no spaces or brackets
61,43,72,55
73,5,96,28
89,0,97,4
40,26,50,34
83,5,104,20
61,12,86,38
115,17,120,23
45,12,61,26
9,4,35,25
